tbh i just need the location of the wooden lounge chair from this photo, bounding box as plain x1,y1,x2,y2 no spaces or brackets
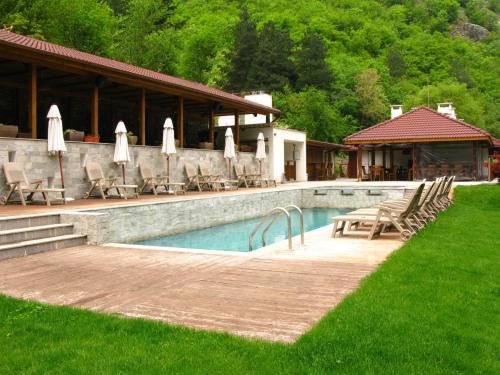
199,160,238,191
331,183,425,240
1,162,65,206
139,162,185,195
83,161,138,199
234,164,249,188
185,162,205,191
244,162,276,187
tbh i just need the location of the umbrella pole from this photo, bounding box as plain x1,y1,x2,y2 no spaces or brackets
58,151,65,189
167,156,170,182
228,159,231,179
122,164,126,185
259,160,263,178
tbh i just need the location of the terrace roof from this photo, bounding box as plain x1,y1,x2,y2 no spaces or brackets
344,106,493,145
0,30,280,116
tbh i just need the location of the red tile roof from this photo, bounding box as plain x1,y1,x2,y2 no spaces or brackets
0,30,280,115
345,106,493,145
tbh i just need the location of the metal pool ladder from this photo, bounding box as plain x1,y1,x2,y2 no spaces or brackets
248,205,304,251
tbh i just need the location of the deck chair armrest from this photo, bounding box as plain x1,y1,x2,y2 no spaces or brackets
29,179,44,185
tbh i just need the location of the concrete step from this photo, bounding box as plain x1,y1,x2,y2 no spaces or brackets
0,234,87,261
0,214,60,230
0,223,75,245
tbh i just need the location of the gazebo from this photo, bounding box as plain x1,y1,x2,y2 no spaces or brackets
344,106,497,181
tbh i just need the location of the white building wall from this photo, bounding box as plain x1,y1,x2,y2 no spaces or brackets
243,93,273,125
239,126,307,182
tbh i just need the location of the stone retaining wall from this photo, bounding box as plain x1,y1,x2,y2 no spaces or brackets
0,137,265,199
72,186,407,244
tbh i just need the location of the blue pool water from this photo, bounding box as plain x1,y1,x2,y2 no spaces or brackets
135,208,350,252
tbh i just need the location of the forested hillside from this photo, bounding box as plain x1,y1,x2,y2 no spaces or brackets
1,0,498,140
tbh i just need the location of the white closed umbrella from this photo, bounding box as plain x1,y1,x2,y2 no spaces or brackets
47,104,67,188
255,132,266,177
161,117,176,180
224,127,236,178
114,121,130,184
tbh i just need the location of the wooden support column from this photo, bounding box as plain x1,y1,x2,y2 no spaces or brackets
209,105,214,144
234,111,240,147
412,143,416,180
266,114,270,124
357,148,362,181
178,96,184,148
29,64,37,139
91,85,99,137
140,89,146,145
371,149,375,166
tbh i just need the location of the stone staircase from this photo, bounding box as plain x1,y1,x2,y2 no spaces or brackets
0,214,87,261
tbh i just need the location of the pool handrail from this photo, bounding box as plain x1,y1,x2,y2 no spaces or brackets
248,207,291,251
283,205,305,246
261,205,304,249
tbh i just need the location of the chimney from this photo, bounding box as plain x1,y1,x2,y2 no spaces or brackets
437,103,457,119
391,105,403,119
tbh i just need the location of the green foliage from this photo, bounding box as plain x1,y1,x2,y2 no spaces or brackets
1,0,498,141
246,22,296,92
275,88,354,143
356,68,389,125
294,31,333,91
226,8,258,92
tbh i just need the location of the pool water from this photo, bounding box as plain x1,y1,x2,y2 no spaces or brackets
135,208,350,252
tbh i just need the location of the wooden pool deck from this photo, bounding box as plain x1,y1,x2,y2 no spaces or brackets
0,223,402,342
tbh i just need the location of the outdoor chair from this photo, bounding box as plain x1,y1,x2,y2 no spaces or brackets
139,162,185,195
83,161,138,199
331,183,426,241
244,162,276,187
199,160,238,191
362,166,370,181
184,162,204,191
372,165,384,181
234,164,249,188
1,162,65,206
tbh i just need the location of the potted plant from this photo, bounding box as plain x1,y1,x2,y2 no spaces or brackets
127,131,138,145
0,124,18,138
84,134,100,143
64,129,85,142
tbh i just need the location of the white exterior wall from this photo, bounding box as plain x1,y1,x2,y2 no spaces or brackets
239,126,307,182
243,93,273,125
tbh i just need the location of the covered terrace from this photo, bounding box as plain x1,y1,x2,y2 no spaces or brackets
344,106,497,181
0,30,280,148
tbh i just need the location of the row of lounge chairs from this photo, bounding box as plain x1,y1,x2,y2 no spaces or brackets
331,176,455,241
1,159,276,205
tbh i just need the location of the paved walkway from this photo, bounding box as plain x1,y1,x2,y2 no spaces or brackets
0,224,401,342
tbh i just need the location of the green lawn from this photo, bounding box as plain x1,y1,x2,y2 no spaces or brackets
1,185,499,374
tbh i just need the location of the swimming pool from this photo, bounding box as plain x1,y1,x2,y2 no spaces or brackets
135,207,350,252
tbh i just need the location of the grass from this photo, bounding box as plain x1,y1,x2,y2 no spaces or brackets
1,185,499,374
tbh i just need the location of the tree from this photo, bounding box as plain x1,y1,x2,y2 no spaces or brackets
112,0,176,70
274,88,355,143
387,45,406,78
246,22,295,92
226,8,258,92
355,68,389,125
294,31,333,90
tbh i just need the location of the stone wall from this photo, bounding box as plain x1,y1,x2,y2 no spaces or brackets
69,186,407,244
301,187,409,209
0,137,265,199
